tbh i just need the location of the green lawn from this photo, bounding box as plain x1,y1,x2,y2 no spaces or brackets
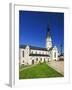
19,63,63,79
19,64,31,69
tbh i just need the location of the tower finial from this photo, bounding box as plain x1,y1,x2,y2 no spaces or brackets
46,24,50,38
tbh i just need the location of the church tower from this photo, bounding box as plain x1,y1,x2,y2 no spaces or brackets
46,26,52,50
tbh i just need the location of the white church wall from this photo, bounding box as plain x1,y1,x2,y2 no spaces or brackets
48,51,52,61
52,46,58,61
19,48,25,65
19,46,58,65
24,45,30,65
19,45,31,65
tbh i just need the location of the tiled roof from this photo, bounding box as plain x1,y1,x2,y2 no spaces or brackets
19,45,53,51
29,46,48,51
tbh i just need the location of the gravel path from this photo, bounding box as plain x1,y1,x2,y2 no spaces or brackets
20,64,37,72
47,61,64,75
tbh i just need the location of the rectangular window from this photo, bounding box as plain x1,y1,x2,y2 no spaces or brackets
40,58,42,61
44,58,45,62
39,52,41,54
23,60,24,63
43,52,44,54
36,51,37,54
23,51,24,57
36,58,38,61
31,51,33,54
54,52,56,58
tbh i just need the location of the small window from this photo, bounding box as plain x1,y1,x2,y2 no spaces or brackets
40,58,42,61
22,51,24,57
36,58,38,61
23,60,24,63
48,58,49,62
43,52,44,54
54,52,56,58
44,58,45,62
32,51,33,54
36,51,37,54
39,52,41,54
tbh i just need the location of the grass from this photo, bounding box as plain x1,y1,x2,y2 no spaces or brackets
19,63,63,79
19,64,31,69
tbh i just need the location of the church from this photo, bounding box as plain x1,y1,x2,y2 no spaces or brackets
19,27,59,65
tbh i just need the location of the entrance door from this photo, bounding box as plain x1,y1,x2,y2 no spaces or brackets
32,60,34,64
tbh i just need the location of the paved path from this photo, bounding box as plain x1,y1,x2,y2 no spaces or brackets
47,61,64,75
20,64,37,72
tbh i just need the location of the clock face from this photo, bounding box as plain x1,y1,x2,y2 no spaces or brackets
46,41,52,47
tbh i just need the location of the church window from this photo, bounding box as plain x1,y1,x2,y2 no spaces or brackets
39,52,41,54
23,60,24,63
48,58,49,62
44,58,45,62
54,52,56,58
22,51,24,57
43,52,44,54
40,58,42,61
31,51,33,54
36,58,38,61
36,51,37,54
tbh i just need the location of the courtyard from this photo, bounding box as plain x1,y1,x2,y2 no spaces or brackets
19,62,63,79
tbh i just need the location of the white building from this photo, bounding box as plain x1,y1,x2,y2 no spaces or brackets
19,27,59,65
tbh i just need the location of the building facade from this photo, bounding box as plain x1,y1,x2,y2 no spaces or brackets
19,27,58,65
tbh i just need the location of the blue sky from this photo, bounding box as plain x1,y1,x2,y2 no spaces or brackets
19,10,64,53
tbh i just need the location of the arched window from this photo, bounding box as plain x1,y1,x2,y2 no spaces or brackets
36,51,37,54
43,52,44,54
44,58,45,62
48,58,49,62
40,58,42,61
39,52,41,54
23,60,24,63
22,51,24,57
54,52,56,58
31,51,33,54
36,58,38,61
